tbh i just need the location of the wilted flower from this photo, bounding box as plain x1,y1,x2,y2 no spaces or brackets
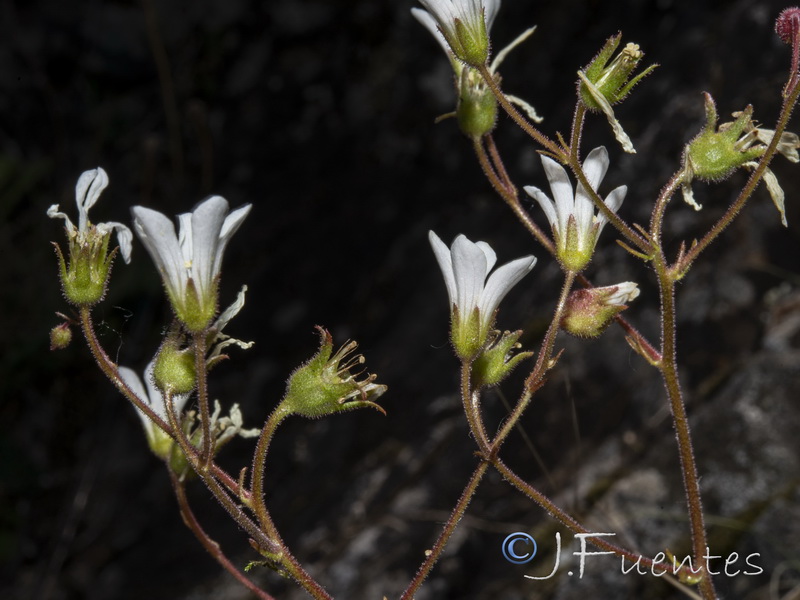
682,93,799,225
524,146,627,272
278,327,387,419
48,168,133,305
429,231,536,360
578,34,657,153
131,196,251,332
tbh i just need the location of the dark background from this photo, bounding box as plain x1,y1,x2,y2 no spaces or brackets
2,0,800,599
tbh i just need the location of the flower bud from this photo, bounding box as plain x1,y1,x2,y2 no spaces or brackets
49,322,73,350
456,69,498,138
278,327,386,419
153,340,197,395
471,330,533,388
561,282,640,338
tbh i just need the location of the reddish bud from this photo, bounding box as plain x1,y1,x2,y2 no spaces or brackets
776,7,800,44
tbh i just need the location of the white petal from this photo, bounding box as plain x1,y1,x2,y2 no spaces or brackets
523,185,558,230
213,285,248,334
75,167,109,232
47,204,76,232
429,230,458,307
118,365,154,432
214,202,252,278
539,155,574,235
596,185,627,231
476,241,497,273
483,0,501,30
97,221,134,264
451,234,488,314
479,254,536,319
582,147,609,190
411,8,453,57
132,206,187,300
606,281,640,305
189,196,230,299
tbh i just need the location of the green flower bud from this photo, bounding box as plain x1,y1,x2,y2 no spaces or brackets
457,68,498,138
49,322,73,350
471,330,533,388
153,340,197,395
684,94,764,182
561,282,640,338
279,327,386,419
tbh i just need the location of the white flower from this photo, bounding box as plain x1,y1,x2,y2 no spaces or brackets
131,195,251,331
561,281,640,338
414,0,499,66
429,230,536,358
47,167,133,263
118,361,190,457
524,146,627,271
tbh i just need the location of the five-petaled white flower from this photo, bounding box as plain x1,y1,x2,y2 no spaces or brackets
132,195,251,332
429,230,536,359
524,146,627,272
415,0,498,66
118,361,190,458
47,167,134,263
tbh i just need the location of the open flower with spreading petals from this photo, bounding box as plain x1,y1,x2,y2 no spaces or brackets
524,146,627,272
429,231,536,359
119,361,190,460
132,196,251,332
47,167,133,305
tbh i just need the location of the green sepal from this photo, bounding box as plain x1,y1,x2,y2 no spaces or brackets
471,330,534,388
53,227,117,306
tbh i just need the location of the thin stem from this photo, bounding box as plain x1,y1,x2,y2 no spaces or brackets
460,361,490,454
169,470,276,600
472,136,555,255
79,307,252,502
249,406,333,600
193,331,213,468
652,256,718,600
400,460,490,600
491,457,693,577
162,390,280,558
569,103,586,162
477,64,565,159
490,270,576,457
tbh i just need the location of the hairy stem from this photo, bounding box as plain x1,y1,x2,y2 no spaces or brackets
169,470,276,600
477,64,564,158
400,460,490,600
